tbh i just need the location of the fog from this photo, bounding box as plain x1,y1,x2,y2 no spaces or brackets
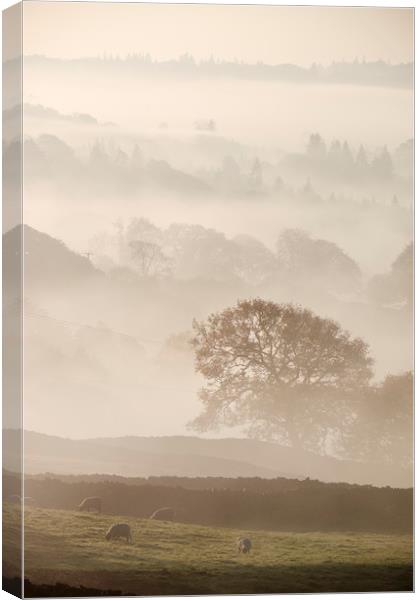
2,13,412,485
15,58,412,270
23,61,412,151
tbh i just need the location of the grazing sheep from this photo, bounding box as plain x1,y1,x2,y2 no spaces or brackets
149,507,175,521
237,537,252,554
105,523,132,543
78,496,102,513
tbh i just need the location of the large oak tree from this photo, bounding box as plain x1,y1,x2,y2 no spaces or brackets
191,299,373,451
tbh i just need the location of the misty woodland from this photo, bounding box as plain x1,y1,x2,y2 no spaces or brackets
3,3,413,597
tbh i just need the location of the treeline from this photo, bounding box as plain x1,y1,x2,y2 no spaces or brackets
4,472,412,534
16,472,408,492
4,131,412,204
284,134,413,184
88,215,412,314
22,55,413,88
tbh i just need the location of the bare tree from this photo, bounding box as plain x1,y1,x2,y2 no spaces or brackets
129,240,171,278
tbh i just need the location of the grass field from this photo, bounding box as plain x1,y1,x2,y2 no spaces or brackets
4,503,413,595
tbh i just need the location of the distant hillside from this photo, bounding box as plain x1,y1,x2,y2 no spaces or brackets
4,430,283,479
3,102,116,128
3,225,102,293
3,430,412,487
5,135,212,196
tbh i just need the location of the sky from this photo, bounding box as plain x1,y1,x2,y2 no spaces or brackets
23,2,413,66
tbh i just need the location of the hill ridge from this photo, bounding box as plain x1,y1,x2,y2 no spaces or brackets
3,429,412,487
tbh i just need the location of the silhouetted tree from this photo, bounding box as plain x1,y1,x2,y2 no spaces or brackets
129,240,171,278
306,133,326,160
89,141,109,169
194,118,216,132
393,138,413,178
342,372,413,466
328,139,342,164
276,229,362,294
126,218,162,246
371,146,394,179
165,223,276,284
249,158,263,190
368,243,413,306
191,299,373,449
355,145,368,171
131,144,144,169
114,146,129,168
341,141,354,168
232,234,278,284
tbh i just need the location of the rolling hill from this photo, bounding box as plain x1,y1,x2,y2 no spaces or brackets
3,429,412,487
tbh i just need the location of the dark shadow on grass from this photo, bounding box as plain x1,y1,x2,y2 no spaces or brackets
22,562,413,596
3,578,122,598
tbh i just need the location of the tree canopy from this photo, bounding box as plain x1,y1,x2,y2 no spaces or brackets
342,371,413,466
368,242,413,307
276,229,362,294
191,299,373,450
